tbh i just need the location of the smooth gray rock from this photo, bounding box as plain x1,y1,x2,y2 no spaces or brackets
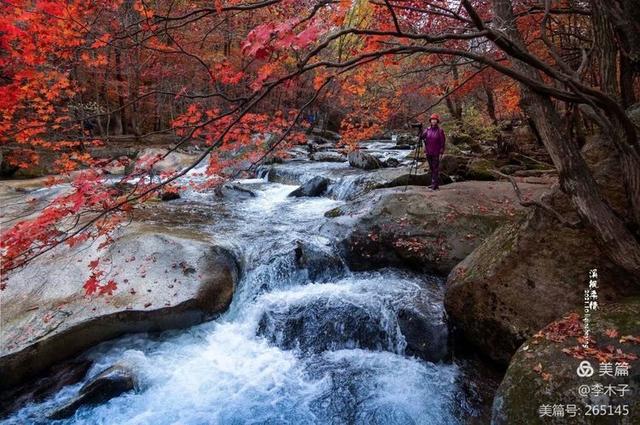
310,151,346,163
333,181,550,274
289,176,330,197
348,150,383,170
0,224,239,390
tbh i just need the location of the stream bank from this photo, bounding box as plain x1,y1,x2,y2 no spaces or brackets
5,136,609,425
0,140,504,424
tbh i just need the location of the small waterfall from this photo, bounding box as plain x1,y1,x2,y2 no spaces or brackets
3,165,467,425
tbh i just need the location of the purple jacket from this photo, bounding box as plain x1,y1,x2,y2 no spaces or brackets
420,125,446,156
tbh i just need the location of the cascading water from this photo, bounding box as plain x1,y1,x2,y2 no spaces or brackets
3,165,471,424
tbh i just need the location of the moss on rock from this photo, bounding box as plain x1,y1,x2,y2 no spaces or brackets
492,299,640,425
445,189,640,366
465,158,497,181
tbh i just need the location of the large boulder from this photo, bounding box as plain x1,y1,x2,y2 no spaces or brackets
398,296,449,362
440,154,466,176
444,190,639,366
383,157,401,168
464,158,497,181
0,223,239,390
449,131,483,153
257,299,403,354
348,150,383,170
492,300,640,425
328,181,550,274
293,240,344,281
309,127,340,142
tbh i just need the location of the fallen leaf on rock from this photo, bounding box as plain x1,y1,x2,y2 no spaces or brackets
604,328,619,338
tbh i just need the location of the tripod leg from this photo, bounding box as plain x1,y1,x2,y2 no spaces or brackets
404,142,419,192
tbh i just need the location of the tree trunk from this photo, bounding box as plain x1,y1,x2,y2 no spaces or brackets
591,0,640,229
490,0,640,276
114,48,128,135
592,0,619,97
619,50,636,108
449,65,463,120
483,78,498,125
445,97,461,121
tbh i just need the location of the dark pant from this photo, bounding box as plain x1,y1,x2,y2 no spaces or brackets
426,154,440,189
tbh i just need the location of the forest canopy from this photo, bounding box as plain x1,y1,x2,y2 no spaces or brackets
1,0,639,291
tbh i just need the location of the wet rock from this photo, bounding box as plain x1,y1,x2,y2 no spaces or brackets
452,357,503,425
445,189,639,366
103,157,130,175
394,144,414,150
348,150,383,170
265,163,325,186
257,299,402,354
310,151,346,163
0,223,239,390
264,162,446,200
383,158,401,168
48,365,137,419
398,306,449,363
289,176,330,197
215,183,257,200
334,181,549,274
492,300,640,425
293,241,344,281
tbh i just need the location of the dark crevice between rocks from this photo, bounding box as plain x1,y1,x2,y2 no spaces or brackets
0,359,92,419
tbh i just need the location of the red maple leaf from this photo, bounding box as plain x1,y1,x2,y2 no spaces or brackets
83,271,104,295
99,280,118,295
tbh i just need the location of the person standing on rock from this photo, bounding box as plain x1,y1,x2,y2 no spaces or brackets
420,113,446,190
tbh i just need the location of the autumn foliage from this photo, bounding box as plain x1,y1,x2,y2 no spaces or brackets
2,0,639,292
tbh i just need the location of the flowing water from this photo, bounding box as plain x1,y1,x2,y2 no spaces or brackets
3,151,478,425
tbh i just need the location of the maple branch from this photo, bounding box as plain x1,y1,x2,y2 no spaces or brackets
3,56,309,272
409,65,489,121
461,0,638,147
383,0,402,34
